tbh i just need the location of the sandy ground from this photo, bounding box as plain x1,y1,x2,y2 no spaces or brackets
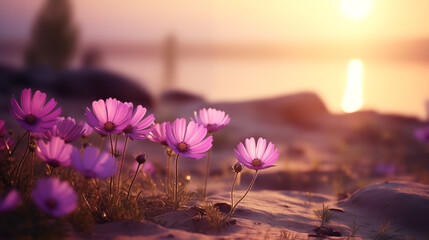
2,90,429,239
72,181,429,240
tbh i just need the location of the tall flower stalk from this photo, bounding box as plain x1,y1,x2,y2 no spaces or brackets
225,170,258,220
126,154,147,200
147,122,171,186
202,145,212,201
165,148,173,187
193,108,230,201
224,137,279,220
117,136,129,192
165,118,213,209
119,103,154,193
174,154,180,208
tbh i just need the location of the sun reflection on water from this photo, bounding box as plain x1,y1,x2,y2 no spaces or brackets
342,59,363,113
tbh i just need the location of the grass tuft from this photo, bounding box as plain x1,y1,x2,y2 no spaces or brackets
313,204,333,227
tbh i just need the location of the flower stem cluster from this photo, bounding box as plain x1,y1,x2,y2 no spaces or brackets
1,88,280,236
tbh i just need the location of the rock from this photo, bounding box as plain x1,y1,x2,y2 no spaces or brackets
340,181,429,234
55,68,153,108
160,90,205,104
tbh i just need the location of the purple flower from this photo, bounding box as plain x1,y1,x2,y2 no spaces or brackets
123,104,155,140
36,137,73,167
142,161,156,175
147,122,169,146
166,118,213,159
42,117,84,143
85,98,132,135
193,108,230,133
0,189,21,213
71,146,116,179
10,88,61,133
0,120,7,136
414,126,429,142
234,137,279,170
79,121,94,138
32,177,77,217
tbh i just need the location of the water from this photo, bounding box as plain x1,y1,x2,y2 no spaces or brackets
103,55,429,119
2,52,429,119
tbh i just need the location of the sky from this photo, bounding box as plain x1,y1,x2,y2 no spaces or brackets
2,0,429,43
1,0,429,118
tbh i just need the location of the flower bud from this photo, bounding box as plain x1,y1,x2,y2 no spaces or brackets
28,137,37,152
233,162,243,173
135,153,147,164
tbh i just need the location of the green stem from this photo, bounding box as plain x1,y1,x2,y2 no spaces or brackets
109,135,114,196
109,135,114,157
165,148,172,187
30,151,34,186
91,178,106,212
230,172,239,210
11,130,29,155
13,148,28,184
46,164,52,175
126,163,141,200
174,154,180,209
225,170,259,220
203,148,212,201
98,135,105,150
3,138,12,160
13,133,30,186
114,134,119,154
117,136,129,192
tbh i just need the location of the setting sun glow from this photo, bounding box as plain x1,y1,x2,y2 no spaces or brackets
342,59,363,113
340,0,372,20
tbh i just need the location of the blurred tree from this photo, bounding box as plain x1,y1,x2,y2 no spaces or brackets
25,0,78,70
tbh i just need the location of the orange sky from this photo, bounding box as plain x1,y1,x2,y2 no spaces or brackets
1,0,429,118
2,0,429,43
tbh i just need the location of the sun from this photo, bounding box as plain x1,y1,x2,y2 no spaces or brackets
340,0,372,20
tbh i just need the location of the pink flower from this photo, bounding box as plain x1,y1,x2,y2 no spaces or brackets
85,98,132,135
166,118,213,159
193,108,230,133
79,121,94,138
234,137,279,170
123,104,155,140
0,189,21,213
71,146,116,179
147,122,169,146
42,117,84,142
32,177,77,217
36,137,73,167
10,88,61,133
